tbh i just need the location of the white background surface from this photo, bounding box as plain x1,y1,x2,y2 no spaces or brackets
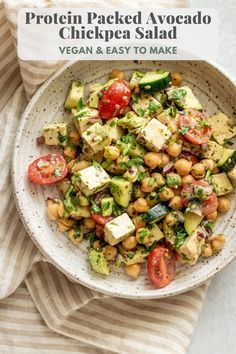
188,1,236,354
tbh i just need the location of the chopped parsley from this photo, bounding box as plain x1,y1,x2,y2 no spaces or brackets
102,201,110,210
84,232,96,248
148,177,156,186
137,107,146,117
148,100,159,114
110,120,116,127
174,222,188,249
92,160,101,170
131,93,139,102
76,97,85,111
169,88,187,101
90,201,101,214
119,156,144,169
137,172,149,182
179,125,189,135
57,132,69,144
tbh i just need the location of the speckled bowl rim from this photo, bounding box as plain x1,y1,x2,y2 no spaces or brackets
12,60,236,299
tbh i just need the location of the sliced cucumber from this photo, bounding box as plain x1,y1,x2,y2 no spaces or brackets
167,86,202,110
184,212,203,236
138,70,171,94
142,203,169,224
64,80,84,110
211,173,233,196
218,149,236,172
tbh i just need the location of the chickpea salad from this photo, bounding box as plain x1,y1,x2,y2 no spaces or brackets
28,68,236,288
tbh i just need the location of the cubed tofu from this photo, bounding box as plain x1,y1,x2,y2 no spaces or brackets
131,95,163,118
207,113,236,145
43,122,68,146
203,141,225,162
178,227,206,265
82,122,112,154
104,213,135,246
105,118,123,142
73,108,100,134
138,118,171,152
77,165,110,196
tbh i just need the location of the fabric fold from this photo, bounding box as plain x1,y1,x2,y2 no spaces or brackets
0,0,211,353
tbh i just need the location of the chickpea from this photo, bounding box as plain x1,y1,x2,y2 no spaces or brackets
166,173,182,189
47,199,64,220
159,153,170,168
132,186,145,199
58,179,71,194
151,173,166,187
117,155,129,170
93,240,102,250
69,129,80,146
104,146,120,160
165,212,177,226
73,160,91,172
144,152,162,169
205,211,218,221
174,159,192,176
124,264,141,279
68,228,83,245
211,234,225,252
122,236,137,251
64,145,77,160
104,245,118,261
127,203,136,217
110,69,125,81
133,198,149,213
141,177,156,193
171,72,183,86
201,243,213,257
169,196,183,211
201,159,215,172
122,106,132,115
166,142,182,157
66,159,76,172
173,187,181,196
212,166,220,174
181,174,195,186
132,216,146,230
159,187,175,202
84,217,96,229
57,218,76,232
136,228,150,245
191,163,206,179
217,197,230,213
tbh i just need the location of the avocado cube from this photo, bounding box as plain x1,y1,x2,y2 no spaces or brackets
178,227,206,265
89,249,110,275
131,95,163,118
167,86,202,110
104,213,135,246
110,177,133,208
105,118,123,143
43,122,68,146
101,197,114,217
64,80,84,110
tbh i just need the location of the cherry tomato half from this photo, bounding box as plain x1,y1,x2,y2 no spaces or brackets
178,109,211,145
28,154,67,185
202,193,218,216
95,224,105,240
148,247,176,288
181,180,208,207
91,214,113,225
179,151,199,165
98,80,131,119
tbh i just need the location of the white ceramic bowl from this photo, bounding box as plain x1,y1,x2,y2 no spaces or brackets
12,60,236,299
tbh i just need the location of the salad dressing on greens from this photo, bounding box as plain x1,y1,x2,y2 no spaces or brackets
27,68,235,288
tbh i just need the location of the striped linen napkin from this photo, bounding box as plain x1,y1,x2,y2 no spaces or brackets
0,0,209,353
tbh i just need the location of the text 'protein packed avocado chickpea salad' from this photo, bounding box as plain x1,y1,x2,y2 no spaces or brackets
27,67,236,288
